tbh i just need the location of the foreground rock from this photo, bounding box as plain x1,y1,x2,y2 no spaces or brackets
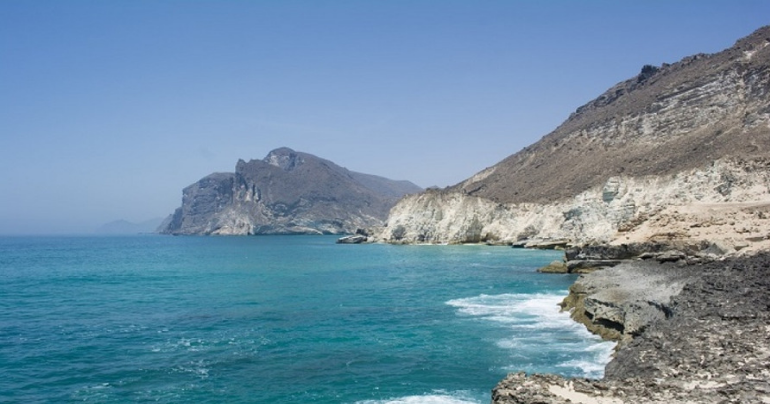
560,260,697,342
539,240,731,274
493,253,770,404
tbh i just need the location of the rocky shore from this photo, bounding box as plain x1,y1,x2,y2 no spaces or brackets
492,252,770,404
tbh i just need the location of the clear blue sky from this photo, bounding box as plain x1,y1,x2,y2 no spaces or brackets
1,1,768,234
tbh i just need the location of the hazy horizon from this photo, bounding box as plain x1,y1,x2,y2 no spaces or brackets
2,1,768,234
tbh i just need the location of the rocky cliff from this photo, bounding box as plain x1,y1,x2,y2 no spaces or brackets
492,254,770,404
374,26,770,252
160,148,422,235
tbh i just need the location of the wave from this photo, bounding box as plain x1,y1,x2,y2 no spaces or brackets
356,390,481,404
446,292,615,378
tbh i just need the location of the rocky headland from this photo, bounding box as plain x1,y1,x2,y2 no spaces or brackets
159,148,422,235
370,26,770,256
358,26,770,403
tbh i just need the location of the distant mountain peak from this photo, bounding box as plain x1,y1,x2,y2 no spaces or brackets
263,147,304,171
733,24,770,51
160,148,423,235
96,218,165,235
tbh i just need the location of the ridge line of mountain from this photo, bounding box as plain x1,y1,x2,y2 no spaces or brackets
159,147,422,235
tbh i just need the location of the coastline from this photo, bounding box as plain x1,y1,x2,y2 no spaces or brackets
492,252,770,404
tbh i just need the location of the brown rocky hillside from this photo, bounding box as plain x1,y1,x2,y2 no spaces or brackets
455,26,770,204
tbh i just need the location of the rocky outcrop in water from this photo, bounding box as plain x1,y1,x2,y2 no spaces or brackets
373,26,770,253
160,148,422,235
559,260,696,342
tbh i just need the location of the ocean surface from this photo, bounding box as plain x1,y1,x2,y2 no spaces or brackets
0,235,614,404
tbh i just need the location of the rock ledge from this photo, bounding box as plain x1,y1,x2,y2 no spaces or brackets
492,253,770,404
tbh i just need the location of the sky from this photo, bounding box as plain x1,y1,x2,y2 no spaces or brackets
1,1,768,234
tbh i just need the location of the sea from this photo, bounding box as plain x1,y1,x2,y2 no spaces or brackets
0,235,615,404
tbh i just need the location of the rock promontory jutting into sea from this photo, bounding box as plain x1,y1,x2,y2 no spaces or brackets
367,26,770,403
159,147,422,235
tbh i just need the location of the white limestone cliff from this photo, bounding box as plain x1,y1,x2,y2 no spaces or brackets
373,159,770,252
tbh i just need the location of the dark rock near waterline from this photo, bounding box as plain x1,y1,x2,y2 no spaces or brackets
336,235,368,244
565,259,623,273
567,242,672,261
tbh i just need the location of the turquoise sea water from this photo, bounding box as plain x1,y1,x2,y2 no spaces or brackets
0,235,614,403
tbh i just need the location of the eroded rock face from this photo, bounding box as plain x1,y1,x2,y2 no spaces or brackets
374,159,770,249
493,254,770,404
160,148,422,235
559,261,696,342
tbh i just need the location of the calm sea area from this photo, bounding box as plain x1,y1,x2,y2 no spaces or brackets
0,235,613,403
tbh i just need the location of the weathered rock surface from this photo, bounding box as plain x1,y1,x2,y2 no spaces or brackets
160,148,422,235
376,161,770,249
537,260,568,274
560,260,696,342
373,26,770,251
492,253,770,404
565,259,624,273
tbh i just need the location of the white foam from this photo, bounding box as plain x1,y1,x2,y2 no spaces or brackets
173,360,210,379
557,338,616,378
356,390,480,404
557,359,606,376
446,292,571,325
446,292,616,378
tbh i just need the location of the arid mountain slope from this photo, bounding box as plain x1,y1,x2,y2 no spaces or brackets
160,148,422,235
457,26,770,204
376,26,770,248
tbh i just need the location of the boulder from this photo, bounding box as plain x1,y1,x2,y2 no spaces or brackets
537,260,569,274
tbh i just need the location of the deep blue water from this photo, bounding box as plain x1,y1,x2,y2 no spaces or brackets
0,235,613,403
